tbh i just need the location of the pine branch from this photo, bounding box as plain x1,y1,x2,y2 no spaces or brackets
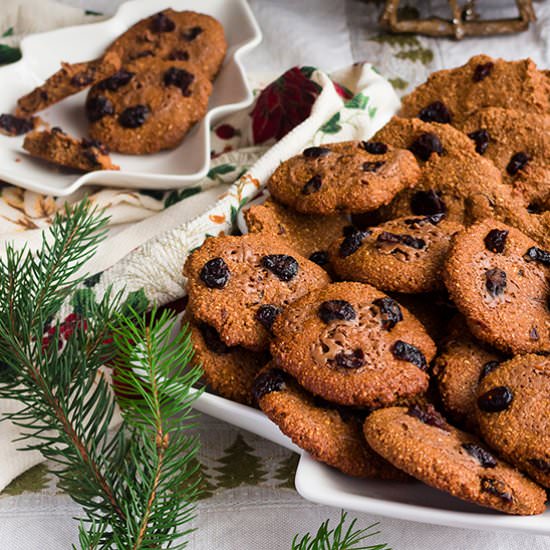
0,202,203,549
291,511,391,550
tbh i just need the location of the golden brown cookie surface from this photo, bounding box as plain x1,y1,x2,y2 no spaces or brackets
270,282,436,407
106,9,226,80
184,233,330,351
364,405,547,515
477,354,550,489
86,57,211,154
267,142,421,215
444,220,550,354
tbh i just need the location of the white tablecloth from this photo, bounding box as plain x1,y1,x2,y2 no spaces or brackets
2,1,550,548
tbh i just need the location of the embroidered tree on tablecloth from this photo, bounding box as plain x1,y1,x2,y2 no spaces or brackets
214,434,267,489
186,457,216,500
274,452,300,489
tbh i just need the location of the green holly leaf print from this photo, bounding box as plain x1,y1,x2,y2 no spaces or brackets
85,9,103,15
0,44,21,64
230,197,249,227
368,106,378,119
345,93,369,110
121,289,149,316
3,464,49,496
207,164,236,180
2,27,14,38
300,66,317,79
164,185,201,208
320,112,342,134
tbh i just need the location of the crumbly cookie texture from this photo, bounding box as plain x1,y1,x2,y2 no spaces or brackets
433,315,503,430
267,141,421,215
23,127,119,172
86,57,212,154
183,233,330,352
459,107,550,205
364,405,547,515
244,197,349,262
328,214,462,293
270,281,436,407
253,365,407,479
106,9,226,81
400,55,550,124
444,219,550,354
187,318,267,406
477,354,550,489
16,52,122,116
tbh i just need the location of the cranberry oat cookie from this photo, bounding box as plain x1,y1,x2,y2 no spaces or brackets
23,127,119,171
16,52,121,116
329,214,462,293
86,57,211,154
400,55,550,124
266,142,421,215
244,198,349,262
459,107,550,204
106,9,226,80
364,405,547,515
270,282,436,407
188,319,267,406
253,365,406,479
477,354,550,489
444,220,550,354
184,233,330,352
433,315,503,430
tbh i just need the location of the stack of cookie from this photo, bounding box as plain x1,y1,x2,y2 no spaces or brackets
0,9,226,169
183,54,550,515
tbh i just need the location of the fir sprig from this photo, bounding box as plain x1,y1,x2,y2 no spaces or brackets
292,511,390,550
0,202,203,548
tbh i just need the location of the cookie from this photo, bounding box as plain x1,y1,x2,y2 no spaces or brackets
106,9,226,80
23,127,119,171
270,282,436,407
477,354,550,489
364,405,546,515
373,117,514,226
400,55,550,124
253,365,407,479
16,52,121,116
86,57,211,154
183,233,330,351
266,141,421,215
328,214,462,293
433,315,503,430
459,107,550,204
0,113,38,136
444,219,550,354
187,318,267,406
244,198,349,264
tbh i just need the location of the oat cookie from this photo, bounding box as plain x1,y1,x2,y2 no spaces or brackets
16,52,121,116
23,127,119,171
459,107,550,204
364,404,546,515
244,197,349,262
270,282,436,407
329,214,462,293
184,233,330,351
86,57,211,154
433,316,503,430
188,318,267,406
477,354,550,489
400,55,550,124
444,219,550,354
106,9,226,80
266,141,421,215
253,365,406,479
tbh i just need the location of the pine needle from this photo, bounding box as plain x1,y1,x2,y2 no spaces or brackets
291,511,391,550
